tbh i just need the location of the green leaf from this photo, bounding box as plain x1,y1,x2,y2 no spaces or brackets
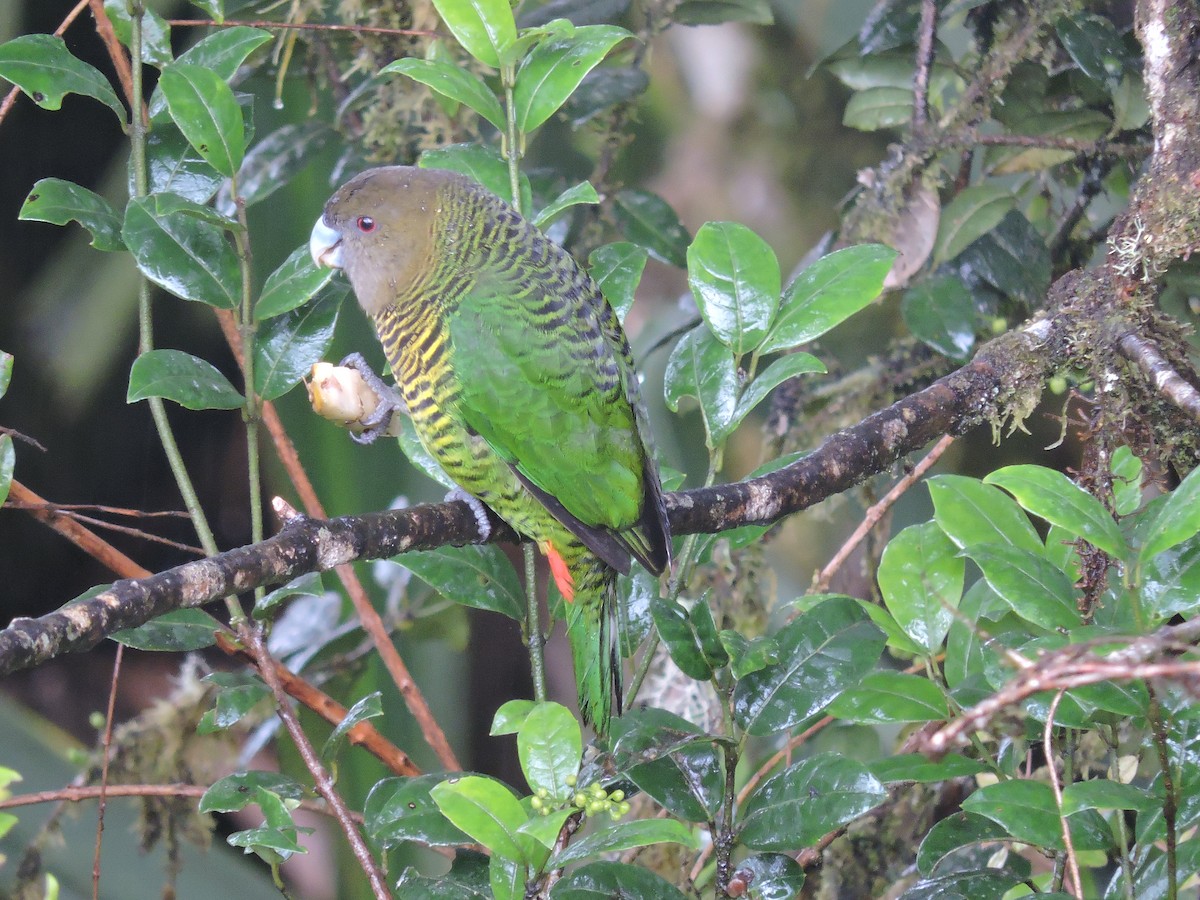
870,753,988,785
901,275,976,360
1061,779,1157,816
253,572,325,617
253,284,344,400
955,211,1050,309
127,349,244,410
549,861,688,899
0,435,12,509
0,34,125,122
1056,14,1135,91
651,596,724,680
986,465,1129,560
533,181,600,230
928,474,1044,554
147,25,272,119
234,122,332,211
934,185,1016,264
917,811,1008,874
489,855,523,900
588,242,647,324
674,0,773,26
1139,463,1200,563
828,671,949,723
189,0,225,23
431,776,528,862
759,245,894,353
879,520,964,653
383,58,505,130
1111,445,1143,517
104,0,173,68
110,609,220,651
733,596,884,735
197,672,271,733
420,143,531,210
739,752,886,850
613,189,690,268
858,0,920,54
562,66,648,125
962,779,1112,851
663,325,738,448
686,221,781,355
728,353,826,431
401,544,525,620
490,699,538,735
364,775,472,849
256,244,336,319
552,818,696,866
430,0,517,68
984,110,1110,175
160,63,246,178
321,692,384,763
517,702,582,802
1141,535,1200,620
963,543,1079,630
513,26,631,132
200,771,305,813
145,125,224,203
734,853,805,899
19,178,124,251
843,85,912,131
626,736,723,822
0,351,12,400
610,706,713,766
122,193,241,308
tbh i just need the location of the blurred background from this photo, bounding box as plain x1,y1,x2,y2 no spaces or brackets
0,1,1080,896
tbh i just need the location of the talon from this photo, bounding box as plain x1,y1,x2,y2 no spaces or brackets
336,352,408,443
446,487,492,540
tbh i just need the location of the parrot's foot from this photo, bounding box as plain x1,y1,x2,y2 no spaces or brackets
445,487,492,540
338,352,407,444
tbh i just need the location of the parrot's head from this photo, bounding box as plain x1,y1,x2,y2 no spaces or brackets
310,166,453,316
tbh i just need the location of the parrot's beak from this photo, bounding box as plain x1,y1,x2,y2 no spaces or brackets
309,217,344,269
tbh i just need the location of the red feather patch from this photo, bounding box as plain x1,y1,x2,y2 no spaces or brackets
540,541,575,602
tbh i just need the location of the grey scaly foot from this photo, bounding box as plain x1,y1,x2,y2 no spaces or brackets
338,352,407,444
445,487,492,541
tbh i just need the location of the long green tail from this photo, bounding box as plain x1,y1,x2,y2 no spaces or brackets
561,545,620,736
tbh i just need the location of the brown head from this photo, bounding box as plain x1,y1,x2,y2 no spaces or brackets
309,166,466,316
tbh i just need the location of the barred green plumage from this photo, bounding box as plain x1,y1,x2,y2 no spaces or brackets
310,166,671,733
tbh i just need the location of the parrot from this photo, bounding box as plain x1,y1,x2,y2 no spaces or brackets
308,166,671,734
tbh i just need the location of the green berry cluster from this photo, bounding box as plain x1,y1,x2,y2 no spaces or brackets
527,774,631,821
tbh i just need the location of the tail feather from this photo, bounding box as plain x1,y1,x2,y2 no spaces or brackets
562,553,620,736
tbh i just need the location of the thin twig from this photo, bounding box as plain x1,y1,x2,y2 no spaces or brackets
811,435,954,593
1044,690,1083,898
91,643,123,900
911,0,938,136
243,624,390,900
219,308,461,771
87,0,137,119
1116,332,1200,424
166,18,436,37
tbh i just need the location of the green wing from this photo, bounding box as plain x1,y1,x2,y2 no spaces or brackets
448,268,652,562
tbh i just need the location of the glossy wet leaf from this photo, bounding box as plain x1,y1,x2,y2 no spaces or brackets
733,596,884,735
230,121,332,212
613,189,690,267
256,244,335,318
122,193,241,308
0,435,12,509
1061,780,1158,816
1139,463,1200,563
739,752,886,850
552,818,696,865
490,699,537,735
549,861,687,899
514,26,631,132
858,0,920,54
902,275,976,360
430,0,517,68
962,543,1080,630
517,702,581,802
984,109,1110,175
589,242,647,324
420,143,531,211
127,349,244,410
686,221,780,355
663,325,739,447
759,244,894,352
384,58,505,130
364,775,472,848
1111,445,1143,516
145,125,224,203
962,779,1113,851
0,34,125,122
730,352,825,430
20,178,124,251
533,181,600,230
870,753,989,785
321,692,384,763
104,0,173,68
879,520,964,653
733,853,805,899
928,474,1043,554
563,66,648,124
200,771,305,813
111,609,220,651
160,63,246,178
651,596,726,681
196,671,271,732
916,811,1009,874
843,85,912,130
987,465,1129,559
934,185,1015,264
1056,14,1135,90
955,211,1050,308
626,736,723,822
897,869,1024,899
401,544,525,620
254,284,344,400
431,775,527,862
828,671,950,723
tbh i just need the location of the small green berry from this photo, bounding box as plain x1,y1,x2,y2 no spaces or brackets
530,795,543,811
565,774,577,787
574,793,587,808
609,789,624,802
618,802,631,815
537,787,550,798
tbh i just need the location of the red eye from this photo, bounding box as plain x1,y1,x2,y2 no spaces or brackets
356,216,376,233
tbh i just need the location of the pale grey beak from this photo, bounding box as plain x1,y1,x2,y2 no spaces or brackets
309,217,344,269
